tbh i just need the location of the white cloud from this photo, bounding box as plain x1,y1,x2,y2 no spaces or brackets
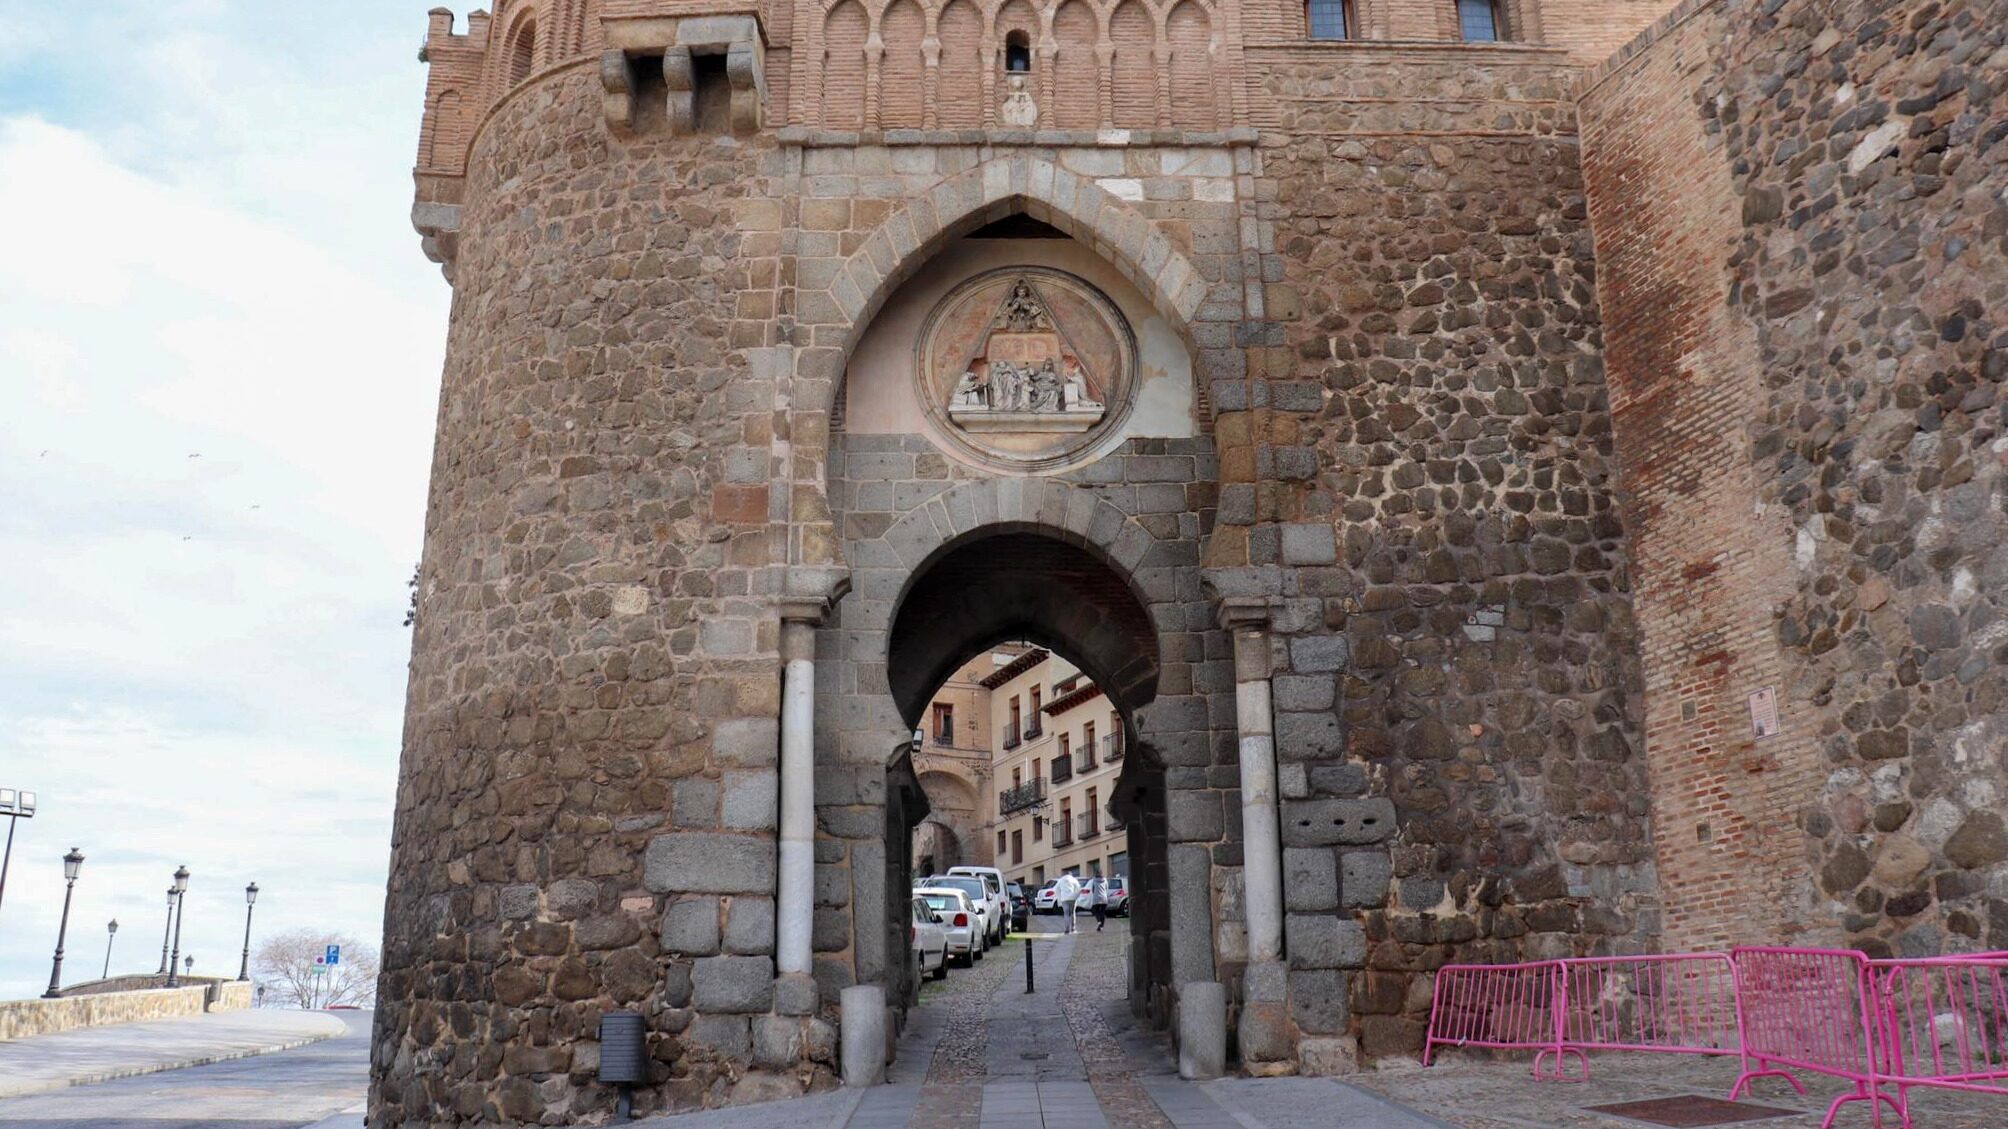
0,66,446,997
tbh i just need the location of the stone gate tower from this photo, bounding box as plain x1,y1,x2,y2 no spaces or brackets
379,0,2007,1122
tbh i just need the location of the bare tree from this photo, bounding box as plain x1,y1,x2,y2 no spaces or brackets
253,928,378,1009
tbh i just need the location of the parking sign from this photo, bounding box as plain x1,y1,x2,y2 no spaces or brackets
325,944,341,966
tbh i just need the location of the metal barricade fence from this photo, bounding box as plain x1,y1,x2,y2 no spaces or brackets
1868,954,2008,1121
1557,953,1741,1061
1728,947,1900,1128
1427,947,2008,1126
1423,961,1569,1078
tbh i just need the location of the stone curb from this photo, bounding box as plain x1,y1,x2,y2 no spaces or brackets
0,1028,341,1100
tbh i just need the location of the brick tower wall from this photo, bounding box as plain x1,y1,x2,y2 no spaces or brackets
1580,0,2008,956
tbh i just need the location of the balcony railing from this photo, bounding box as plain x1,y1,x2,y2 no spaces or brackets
1078,813,1100,840
998,779,1045,815
1050,753,1073,783
1024,721,1043,739
1052,824,1074,848
1103,733,1124,763
1002,727,1021,750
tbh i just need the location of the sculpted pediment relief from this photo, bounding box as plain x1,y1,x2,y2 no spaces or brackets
918,269,1135,468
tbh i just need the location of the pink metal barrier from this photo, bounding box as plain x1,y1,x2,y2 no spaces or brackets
1558,953,1741,1062
1427,948,2008,1126
1423,960,1571,1078
1868,954,2008,1122
1729,947,1900,1128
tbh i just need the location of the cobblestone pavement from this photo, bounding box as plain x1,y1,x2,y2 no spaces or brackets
646,917,1446,1129
1355,1050,2007,1129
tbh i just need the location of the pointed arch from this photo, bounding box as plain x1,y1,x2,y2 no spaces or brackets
809,156,1212,423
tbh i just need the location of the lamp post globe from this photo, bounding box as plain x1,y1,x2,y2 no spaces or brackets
103,917,119,979
165,865,191,988
42,848,85,998
237,882,259,981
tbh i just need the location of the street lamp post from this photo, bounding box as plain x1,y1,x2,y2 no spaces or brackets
237,882,259,981
42,848,85,998
0,788,36,915
103,918,119,978
165,865,190,988
157,886,176,974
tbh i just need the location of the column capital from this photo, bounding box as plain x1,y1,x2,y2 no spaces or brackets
1216,595,1275,633
780,567,850,625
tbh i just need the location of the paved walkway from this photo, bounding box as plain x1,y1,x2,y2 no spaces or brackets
0,1008,364,1127
646,919,1445,1129
0,1006,349,1100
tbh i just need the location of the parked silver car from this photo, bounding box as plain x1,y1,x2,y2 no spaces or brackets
910,895,949,981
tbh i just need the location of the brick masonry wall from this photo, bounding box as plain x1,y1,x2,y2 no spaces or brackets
1253,51,1657,1059
1581,0,2008,956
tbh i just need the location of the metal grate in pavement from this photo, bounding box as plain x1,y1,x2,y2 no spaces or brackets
1584,1095,1805,1127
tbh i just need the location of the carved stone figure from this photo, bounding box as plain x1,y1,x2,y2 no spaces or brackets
988,359,1022,411
996,280,1044,332
1061,357,1102,411
1030,359,1062,411
951,369,986,407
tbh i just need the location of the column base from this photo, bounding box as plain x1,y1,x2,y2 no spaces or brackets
1177,980,1227,1080
839,984,886,1087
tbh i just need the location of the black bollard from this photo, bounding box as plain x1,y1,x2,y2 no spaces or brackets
1024,929,1035,994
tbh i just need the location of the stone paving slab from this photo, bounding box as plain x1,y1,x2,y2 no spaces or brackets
0,1008,348,1099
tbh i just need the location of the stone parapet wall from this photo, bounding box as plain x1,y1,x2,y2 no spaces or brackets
1580,0,2008,955
0,985,232,1041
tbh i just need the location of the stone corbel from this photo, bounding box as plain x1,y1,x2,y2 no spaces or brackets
663,47,697,135
411,201,461,283
724,41,763,134
598,13,768,137
600,49,637,137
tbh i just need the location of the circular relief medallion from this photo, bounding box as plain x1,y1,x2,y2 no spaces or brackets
915,267,1137,470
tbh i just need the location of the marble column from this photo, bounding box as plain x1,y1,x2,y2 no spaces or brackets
776,598,825,997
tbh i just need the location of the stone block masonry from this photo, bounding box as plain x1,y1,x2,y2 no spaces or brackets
375,0,2001,1123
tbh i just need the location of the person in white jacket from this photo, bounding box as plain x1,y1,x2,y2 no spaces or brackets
1054,871,1082,935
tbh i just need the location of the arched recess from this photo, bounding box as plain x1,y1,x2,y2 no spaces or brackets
1108,1,1156,129
504,15,538,87
821,1,869,129
1049,0,1099,131
1165,1,1217,129
879,0,926,129
936,0,984,129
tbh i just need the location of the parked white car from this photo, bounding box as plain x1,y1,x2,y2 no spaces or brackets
1033,881,1061,913
946,865,1013,943
914,886,983,966
920,875,996,950
910,895,949,982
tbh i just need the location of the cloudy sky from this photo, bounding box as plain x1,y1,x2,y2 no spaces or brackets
0,1,446,998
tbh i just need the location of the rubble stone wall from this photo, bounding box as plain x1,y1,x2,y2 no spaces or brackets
1252,49,1656,1060
1580,0,2008,956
